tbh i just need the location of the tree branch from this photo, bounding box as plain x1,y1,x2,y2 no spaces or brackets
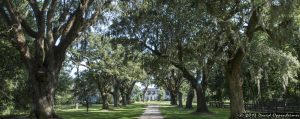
42,0,51,11
45,0,57,49
20,19,38,38
1,0,33,67
141,39,197,87
27,0,40,13
27,0,45,37
53,8,69,40
245,9,259,41
54,0,89,65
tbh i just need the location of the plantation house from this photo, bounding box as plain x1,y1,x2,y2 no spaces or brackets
144,88,170,101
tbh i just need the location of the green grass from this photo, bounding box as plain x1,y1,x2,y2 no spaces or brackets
0,103,146,119
158,102,230,119
1,101,231,119
56,103,146,119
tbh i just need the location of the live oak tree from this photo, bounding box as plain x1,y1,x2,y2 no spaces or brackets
243,36,300,102
117,43,147,105
154,64,185,106
119,79,137,105
140,78,151,102
0,0,110,118
200,1,264,118
81,35,146,108
82,35,120,110
199,0,300,118
73,70,97,112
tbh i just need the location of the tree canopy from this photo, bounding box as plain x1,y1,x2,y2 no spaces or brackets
1,0,300,119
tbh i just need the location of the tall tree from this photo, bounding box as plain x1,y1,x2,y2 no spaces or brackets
0,0,110,118
79,35,146,108
200,0,300,118
155,65,184,106
73,70,97,112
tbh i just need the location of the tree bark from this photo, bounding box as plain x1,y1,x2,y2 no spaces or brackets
170,90,177,105
185,87,194,109
29,66,60,119
119,84,127,106
225,47,246,119
142,83,149,102
178,91,183,108
172,63,209,113
101,93,109,110
125,81,136,104
126,94,131,104
113,81,120,107
85,97,89,112
121,93,127,106
195,86,209,113
142,94,145,102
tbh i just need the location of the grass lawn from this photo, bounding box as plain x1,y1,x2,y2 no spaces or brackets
0,103,146,119
159,103,230,119
56,103,146,119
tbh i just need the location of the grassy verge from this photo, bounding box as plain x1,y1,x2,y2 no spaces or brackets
158,102,230,119
57,103,146,119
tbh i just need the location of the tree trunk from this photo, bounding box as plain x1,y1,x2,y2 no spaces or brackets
216,89,224,108
142,84,149,102
178,91,183,108
125,81,136,104
173,64,209,113
85,98,89,112
119,86,127,106
75,102,79,110
225,47,246,119
101,93,109,110
121,94,127,106
113,82,120,107
257,79,261,101
29,67,59,119
170,91,177,105
142,93,145,102
126,94,131,104
195,86,209,113
185,87,194,109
